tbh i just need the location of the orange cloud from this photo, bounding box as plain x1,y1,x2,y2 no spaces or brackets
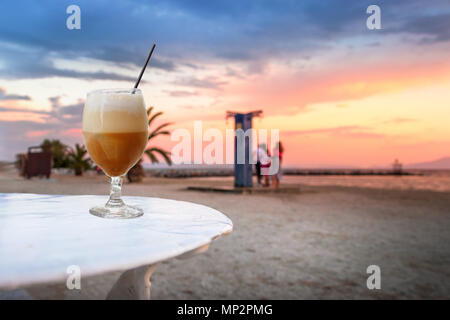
0,111,48,123
223,59,450,116
62,128,82,137
26,130,50,138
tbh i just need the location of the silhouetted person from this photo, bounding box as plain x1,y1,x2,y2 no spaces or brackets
258,144,271,187
272,142,284,189
256,143,271,186
255,143,265,185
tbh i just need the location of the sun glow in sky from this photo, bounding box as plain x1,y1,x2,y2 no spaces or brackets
0,0,449,167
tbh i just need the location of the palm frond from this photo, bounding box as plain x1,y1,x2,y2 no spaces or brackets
144,149,159,163
142,106,173,166
148,123,173,140
153,130,171,136
148,111,163,127
146,147,172,165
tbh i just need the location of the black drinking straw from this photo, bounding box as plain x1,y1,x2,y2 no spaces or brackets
133,44,156,91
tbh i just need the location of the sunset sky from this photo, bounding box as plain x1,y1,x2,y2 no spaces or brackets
0,0,449,167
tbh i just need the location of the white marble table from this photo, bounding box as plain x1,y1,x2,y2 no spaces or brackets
0,193,232,299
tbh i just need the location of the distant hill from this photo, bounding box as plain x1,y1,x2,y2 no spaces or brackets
406,157,450,169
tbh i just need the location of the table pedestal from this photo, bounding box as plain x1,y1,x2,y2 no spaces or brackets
107,264,158,300
19,244,212,300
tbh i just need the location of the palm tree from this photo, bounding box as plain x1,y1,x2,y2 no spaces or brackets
40,139,70,168
67,144,92,176
144,106,173,165
127,107,172,182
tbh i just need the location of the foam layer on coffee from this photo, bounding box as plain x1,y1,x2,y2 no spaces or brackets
82,92,148,133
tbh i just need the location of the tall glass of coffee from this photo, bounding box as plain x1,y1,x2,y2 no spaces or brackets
82,88,149,218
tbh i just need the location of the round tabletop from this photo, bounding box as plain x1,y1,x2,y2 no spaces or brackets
0,193,233,290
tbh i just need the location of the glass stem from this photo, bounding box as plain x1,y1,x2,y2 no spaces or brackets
106,176,125,208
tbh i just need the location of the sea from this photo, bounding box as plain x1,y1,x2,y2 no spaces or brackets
142,164,450,193
282,170,450,193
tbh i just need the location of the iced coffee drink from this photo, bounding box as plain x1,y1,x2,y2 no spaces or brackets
82,88,149,218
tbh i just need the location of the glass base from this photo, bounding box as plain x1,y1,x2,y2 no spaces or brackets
89,204,144,219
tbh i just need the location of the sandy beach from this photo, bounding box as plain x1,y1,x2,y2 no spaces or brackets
1,167,450,299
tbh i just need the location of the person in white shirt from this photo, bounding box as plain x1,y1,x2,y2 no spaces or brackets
255,144,270,186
